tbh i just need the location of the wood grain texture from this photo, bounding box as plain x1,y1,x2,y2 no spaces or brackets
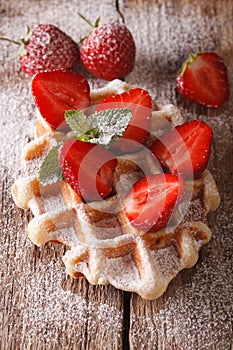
0,1,124,350
0,0,232,349
120,0,233,349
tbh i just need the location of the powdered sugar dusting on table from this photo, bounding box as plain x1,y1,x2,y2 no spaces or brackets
124,1,233,348
0,0,232,348
0,1,124,348
130,252,232,350
1,161,123,347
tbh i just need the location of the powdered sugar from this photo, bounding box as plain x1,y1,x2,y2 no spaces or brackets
150,245,181,277
0,2,124,347
1,174,123,348
130,253,232,350
0,86,35,179
1,0,232,348
107,254,140,289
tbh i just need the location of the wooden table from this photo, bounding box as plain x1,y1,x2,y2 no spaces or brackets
0,1,232,349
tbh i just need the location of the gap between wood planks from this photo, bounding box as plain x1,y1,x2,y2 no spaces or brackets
114,2,131,349
122,292,131,350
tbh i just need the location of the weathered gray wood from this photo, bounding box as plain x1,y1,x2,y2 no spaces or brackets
119,0,233,349
0,1,124,349
0,0,232,349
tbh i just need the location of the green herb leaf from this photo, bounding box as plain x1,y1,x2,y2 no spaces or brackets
65,108,132,147
38,143,64,186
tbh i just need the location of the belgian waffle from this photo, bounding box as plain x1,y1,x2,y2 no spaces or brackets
12,80,220,299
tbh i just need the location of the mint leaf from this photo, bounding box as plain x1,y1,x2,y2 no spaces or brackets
65,108,132,147
65,110,97,139
38,143,64,186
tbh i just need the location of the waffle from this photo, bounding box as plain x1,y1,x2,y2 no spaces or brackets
12,80,220,299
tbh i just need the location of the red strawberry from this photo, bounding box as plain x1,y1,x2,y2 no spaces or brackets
0,24,79,75
124,173,184,233
176,52,229,108
58,139,117,202
32,70,91,130
79,17,136,81
96,88,152,153
150,120,213,179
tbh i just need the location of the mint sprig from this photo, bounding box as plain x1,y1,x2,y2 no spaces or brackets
38,108,132,186
38,143,64,186
65,108,132,147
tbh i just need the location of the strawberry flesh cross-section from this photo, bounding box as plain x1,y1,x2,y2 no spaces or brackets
58,139,117,202
124,173,184,233
150,120,213,179
32,70,91,130
96,88,152,154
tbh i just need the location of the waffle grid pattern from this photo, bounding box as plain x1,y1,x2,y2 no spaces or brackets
12,80,220,299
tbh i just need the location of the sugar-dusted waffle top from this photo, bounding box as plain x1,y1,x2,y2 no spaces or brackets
12,80,220,299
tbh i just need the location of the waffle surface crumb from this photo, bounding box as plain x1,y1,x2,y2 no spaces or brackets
12,79,220,299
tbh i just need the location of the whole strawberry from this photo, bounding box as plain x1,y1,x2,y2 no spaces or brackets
1,24,79,75
79,15,136,81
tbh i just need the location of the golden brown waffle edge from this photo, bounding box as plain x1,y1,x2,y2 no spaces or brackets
11,79,221,299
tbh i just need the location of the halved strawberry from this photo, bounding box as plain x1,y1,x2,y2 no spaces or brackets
96,88,152,153
150,120,213,179
176,52,229,108
58,139,117,201
32,70,91,130
124,173,184,233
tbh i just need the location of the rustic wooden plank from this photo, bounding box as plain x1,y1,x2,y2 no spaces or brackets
1,0,233,349
119,0,233,349
0,1,125,349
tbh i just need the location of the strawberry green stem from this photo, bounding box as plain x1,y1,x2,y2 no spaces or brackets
78,13,101,44
179,52,202,78
78,12,100,28
188,52,200,63
0,37,21,46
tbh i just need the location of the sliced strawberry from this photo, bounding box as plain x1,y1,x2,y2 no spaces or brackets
176,52,229,108
96,88,152,153
124,173,184,233
32,70,91,130
58,140,117,201
151,120,213,179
